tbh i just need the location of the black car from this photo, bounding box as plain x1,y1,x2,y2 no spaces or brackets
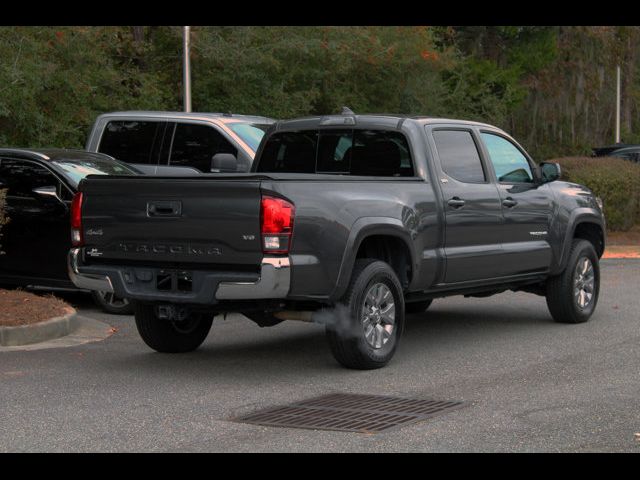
0,148,138,314
592,143,640,162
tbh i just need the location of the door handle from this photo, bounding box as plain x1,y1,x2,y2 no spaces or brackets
447,197,466,209
502,197,518,208
147,200,182,217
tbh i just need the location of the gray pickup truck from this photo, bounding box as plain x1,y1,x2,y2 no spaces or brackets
86,111,275,173
69,113,606,369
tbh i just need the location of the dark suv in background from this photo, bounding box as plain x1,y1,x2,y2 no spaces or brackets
592,143,640,162
85,111,275,173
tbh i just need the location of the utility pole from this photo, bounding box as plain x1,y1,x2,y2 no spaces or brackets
615,64,621,143
183,26,192,113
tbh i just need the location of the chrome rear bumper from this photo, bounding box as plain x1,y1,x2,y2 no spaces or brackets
68,248,114,292
215,257,290,299
67,248,290,301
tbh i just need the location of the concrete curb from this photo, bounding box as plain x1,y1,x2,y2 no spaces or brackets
0,307,79,347
603,246,640,259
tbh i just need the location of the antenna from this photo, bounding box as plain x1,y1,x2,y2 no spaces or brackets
341,106,355,115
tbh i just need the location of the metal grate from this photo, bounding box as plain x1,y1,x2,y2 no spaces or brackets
233,393,466,433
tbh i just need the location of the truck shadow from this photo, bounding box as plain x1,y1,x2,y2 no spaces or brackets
101,296,555,379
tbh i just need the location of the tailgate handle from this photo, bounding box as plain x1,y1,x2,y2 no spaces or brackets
147,201,182,217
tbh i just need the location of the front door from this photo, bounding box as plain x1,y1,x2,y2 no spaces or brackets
479,132,554,276
0,158,71,283
429,128,504,284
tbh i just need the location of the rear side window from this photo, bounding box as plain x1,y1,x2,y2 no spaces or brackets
257,129,414,177
98,121,160,164
169,123,238,173
433,130,486,183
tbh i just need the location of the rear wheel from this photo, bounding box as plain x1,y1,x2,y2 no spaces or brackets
326,259,405,370
91,290,134,315
134,303,213,353
546,239,600,324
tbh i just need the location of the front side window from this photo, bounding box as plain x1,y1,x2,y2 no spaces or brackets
99,121,161,164
227,122,270,151
256,129,414,177
432,130,486,183
0,159,59,199
481,133,534,183
169,123,238,173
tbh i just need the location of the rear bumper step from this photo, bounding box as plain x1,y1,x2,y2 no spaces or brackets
67,248,290,303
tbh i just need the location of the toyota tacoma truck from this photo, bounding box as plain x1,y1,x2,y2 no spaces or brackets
68,113,606,369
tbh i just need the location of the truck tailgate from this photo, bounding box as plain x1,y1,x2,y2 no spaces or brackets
78,176,263,267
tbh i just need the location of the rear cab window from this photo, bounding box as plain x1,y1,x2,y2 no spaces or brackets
256,129,415,177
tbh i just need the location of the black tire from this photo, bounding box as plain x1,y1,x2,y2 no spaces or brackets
546,239,600,324
134,303,213,353
91,290,134,315
325,259,405,370
405,299,433,314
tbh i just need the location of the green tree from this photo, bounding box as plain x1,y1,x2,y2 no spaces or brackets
0,26,174,148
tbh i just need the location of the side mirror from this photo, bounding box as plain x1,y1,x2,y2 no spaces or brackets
539,162,561,183
211,153,238,173
33,185,64,204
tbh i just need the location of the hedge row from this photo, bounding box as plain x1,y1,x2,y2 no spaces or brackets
550,156,640,231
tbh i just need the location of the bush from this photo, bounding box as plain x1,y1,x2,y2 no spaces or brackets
550,156,640,231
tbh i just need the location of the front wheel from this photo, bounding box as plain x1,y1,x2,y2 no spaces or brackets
134,303,213,353
546,239,600,324
325,259,405,370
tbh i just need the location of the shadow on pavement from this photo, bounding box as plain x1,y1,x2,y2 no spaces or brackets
97,297,556,379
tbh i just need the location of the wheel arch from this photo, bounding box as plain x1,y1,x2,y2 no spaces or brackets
329,217,417,302
553,209,606,275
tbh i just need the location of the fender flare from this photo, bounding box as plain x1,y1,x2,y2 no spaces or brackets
329,217,417,302
553,208,605,275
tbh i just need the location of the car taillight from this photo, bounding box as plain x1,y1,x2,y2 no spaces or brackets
71,192,83,246
261,195,294,254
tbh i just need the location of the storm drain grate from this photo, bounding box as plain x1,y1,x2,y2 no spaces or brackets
233,393,466,433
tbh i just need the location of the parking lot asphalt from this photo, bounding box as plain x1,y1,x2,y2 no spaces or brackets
0,259,638,452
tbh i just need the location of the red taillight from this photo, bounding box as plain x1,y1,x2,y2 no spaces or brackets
261,195,294,254
70,192,83,246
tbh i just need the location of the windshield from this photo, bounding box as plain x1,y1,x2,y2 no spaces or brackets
52,159,139,187
228,123,270,151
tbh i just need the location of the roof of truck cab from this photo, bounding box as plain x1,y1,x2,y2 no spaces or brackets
0,148,115,162
95,111,275,124
272,114,500,132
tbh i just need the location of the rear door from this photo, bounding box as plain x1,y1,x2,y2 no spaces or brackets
478,131,554,275
428,127,504,284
